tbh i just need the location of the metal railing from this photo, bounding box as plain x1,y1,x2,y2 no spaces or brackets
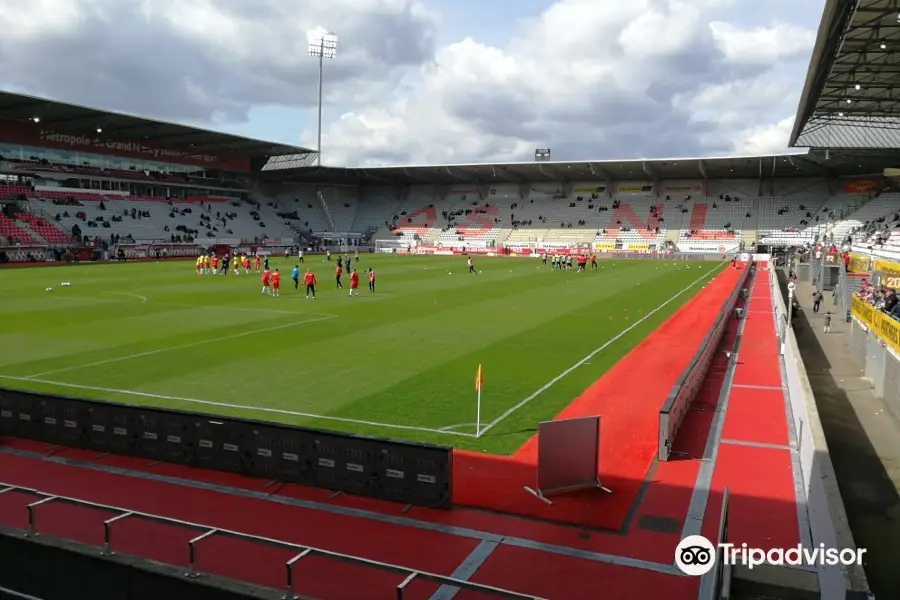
0,587,43,600
0,483,543,600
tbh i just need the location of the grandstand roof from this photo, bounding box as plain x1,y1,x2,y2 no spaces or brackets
0,91,315,159
791,0,900,148
259,148,899,185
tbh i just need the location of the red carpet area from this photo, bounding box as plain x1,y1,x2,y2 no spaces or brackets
0,264,804,600
452,267,744,530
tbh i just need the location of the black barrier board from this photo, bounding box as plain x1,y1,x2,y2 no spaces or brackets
246,424,312,484
109,407,135,455
84,403,113,452
375,441,452,507
14,393,36,439
132,410,164,459
57,398,84,447
0,392,14,437
311,432,377,497
0,388,453,509
161,415,191,464
190,418,225,470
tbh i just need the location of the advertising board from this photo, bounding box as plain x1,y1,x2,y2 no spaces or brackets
0,120,250,172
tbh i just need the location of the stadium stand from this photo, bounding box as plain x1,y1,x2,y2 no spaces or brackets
1,181,299,245
831,193,900,244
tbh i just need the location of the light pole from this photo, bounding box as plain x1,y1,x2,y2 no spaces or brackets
308,28,337,167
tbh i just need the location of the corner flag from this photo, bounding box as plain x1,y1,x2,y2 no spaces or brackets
475,364,484,391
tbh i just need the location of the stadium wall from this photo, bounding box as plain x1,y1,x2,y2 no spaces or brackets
0,389,453,510
657,262,752,460
772,269,872,599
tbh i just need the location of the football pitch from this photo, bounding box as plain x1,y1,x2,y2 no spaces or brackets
0,255,725,454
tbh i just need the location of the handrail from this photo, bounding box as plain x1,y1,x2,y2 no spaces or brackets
0,483,543,600
0,586,44,600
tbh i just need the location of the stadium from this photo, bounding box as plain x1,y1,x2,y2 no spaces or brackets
0,1,899,599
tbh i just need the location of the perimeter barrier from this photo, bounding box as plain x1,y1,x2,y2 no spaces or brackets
849,295,900,421
0,389,452,509
773,268,873,599
657,264,751,460
0,484,541,600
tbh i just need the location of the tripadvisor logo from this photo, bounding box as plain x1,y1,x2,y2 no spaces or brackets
674,535,866,577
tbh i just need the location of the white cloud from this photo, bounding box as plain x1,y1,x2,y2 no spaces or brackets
0,0,437,123
731,116,796,155
710,21,816,65
0,0,818,165
314,0,818,165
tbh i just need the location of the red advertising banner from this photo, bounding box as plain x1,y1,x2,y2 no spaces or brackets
0,120,250,172
842,177,882,194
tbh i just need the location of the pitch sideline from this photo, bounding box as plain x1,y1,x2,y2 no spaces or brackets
0,374,478,439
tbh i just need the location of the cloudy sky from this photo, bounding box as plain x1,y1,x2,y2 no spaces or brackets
0,0,823,166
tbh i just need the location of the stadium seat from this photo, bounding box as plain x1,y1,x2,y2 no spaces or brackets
0,214,40,245
14,213,71,244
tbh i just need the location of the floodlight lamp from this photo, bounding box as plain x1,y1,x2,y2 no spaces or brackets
307,27,338,58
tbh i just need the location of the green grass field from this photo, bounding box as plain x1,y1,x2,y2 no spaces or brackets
0,255,724,454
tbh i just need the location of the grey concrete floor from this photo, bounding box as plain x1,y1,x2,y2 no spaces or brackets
791,279,900,600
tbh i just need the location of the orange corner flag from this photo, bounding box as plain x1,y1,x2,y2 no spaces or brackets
475,364,484,392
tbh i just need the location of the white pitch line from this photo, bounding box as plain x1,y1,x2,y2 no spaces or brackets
439,423,478,432
109,291,148,303
0,375,477,438
23,313,340,379
476,265,723,437
166,303,302,316
106,292,301,315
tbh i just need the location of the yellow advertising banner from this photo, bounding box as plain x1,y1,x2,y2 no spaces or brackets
852,295,900,355
879,272,900,290
848,252,871,273
618,184,653,193
627,243,649,250
593,242,616,250
873,257,900,275
573,185,605,193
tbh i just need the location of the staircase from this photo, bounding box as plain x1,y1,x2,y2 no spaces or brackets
741,200,759,249
493,228,512,247
422,227,442,245
316,189,336,231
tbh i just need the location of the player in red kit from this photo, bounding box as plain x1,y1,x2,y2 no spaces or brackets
303,269,317,299
261,268,271,295
335,264,343,288
211,254,218,274
348,269,359,297
271,269,281,297
254,255,261,273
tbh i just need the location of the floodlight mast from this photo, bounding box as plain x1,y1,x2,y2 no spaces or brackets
308,30,337,167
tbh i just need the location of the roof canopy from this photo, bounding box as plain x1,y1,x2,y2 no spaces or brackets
0,91,315,160
791,0,900,148
259,148,900,186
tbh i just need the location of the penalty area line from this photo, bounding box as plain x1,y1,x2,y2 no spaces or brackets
0,375,478,439
22,313,340,379
476,264,724,437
